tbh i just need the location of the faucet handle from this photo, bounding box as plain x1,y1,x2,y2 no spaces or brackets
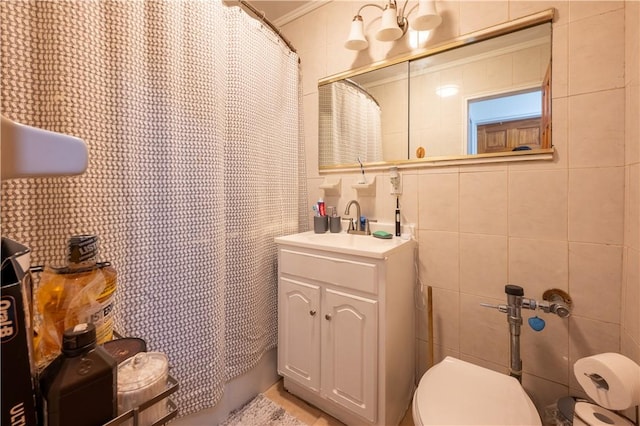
342,217,356,231
364,218,377,235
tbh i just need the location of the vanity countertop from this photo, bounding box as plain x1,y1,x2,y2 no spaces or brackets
275,231,415,259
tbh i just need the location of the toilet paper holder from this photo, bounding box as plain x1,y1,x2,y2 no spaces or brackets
571,352,640,426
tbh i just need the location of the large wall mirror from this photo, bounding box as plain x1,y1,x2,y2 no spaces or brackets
318,9,554,170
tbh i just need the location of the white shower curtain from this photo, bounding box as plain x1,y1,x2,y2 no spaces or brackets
0,0,304,416
318,80,383,166
223,7,301,378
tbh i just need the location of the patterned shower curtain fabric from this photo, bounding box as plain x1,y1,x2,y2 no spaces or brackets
0,0,302,416
223,7,301,378
318,80,383,166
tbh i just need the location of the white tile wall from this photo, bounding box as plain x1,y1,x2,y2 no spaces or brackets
568,9,625,95
569,242,623,323
568,167,625,245
459,170,508,235
508,169,568,240
418,172,459,231
624,0,640,366
568,89,625,168
459,233,507,300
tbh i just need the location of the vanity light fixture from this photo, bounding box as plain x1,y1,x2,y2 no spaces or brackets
345,0,442,51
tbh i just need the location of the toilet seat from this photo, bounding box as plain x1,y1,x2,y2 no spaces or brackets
413,357,541,425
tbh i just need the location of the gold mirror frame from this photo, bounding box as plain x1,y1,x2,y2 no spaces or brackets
318,8,555,172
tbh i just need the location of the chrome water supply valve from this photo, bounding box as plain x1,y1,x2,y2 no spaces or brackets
480,286,573,330
480,285,573,382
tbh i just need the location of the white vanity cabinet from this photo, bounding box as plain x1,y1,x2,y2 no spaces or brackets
275,232,416,426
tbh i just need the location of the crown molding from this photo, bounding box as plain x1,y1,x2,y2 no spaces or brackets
273,0,330,27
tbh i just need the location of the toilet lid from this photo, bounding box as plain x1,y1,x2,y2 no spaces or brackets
414,357,541,425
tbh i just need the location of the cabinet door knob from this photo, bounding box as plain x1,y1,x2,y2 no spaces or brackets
325,314,332,320
309,310,316,316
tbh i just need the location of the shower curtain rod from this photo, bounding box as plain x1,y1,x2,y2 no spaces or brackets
344,78,380,108
237,0,298,54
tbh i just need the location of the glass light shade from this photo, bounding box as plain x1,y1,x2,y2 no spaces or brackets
345,16,368,50
376,6,403,41
410,0,442,31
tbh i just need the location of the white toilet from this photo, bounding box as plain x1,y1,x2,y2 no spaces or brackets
412,356,541,425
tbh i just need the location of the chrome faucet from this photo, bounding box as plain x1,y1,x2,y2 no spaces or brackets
344,200,367,234
481,285,572,382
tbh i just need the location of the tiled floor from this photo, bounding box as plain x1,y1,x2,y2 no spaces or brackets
263,379,415,426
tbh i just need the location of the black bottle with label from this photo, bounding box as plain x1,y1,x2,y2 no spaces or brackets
39,323,117,426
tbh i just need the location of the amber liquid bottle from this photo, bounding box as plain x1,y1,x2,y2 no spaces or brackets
39,323,117,426
35,235,117,368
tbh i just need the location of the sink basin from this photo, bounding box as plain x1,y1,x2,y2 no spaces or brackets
274,231,414,259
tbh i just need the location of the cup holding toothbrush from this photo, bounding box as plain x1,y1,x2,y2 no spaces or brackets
314,215,328,233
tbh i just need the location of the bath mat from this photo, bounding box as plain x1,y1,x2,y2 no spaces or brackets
220,394,307,426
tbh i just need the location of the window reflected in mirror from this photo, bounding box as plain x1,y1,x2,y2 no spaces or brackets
469,88,543,154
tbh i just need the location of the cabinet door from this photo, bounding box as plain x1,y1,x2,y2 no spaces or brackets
278,277,321,391
322,288,378,423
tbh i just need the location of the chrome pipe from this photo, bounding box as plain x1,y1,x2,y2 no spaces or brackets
506,286,524,382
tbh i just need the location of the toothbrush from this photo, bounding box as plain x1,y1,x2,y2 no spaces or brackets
395,197,401,237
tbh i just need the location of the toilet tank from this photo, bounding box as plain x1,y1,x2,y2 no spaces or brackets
413,357,541,425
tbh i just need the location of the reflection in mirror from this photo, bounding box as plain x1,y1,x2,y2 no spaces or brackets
317,9,554,170
319,62,408,167
318,80,383,166
469,89,544,154
409,23,551,159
